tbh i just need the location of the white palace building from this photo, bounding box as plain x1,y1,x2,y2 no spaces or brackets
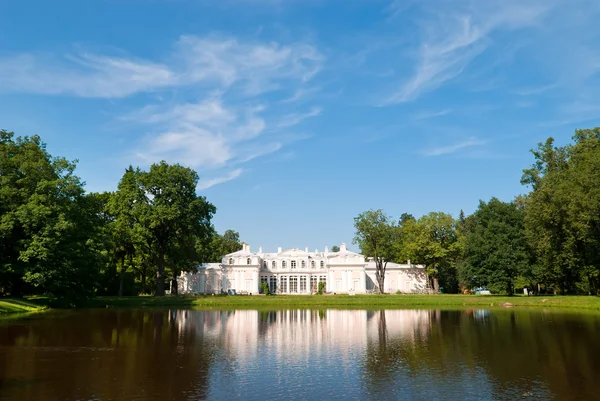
178,243,427,295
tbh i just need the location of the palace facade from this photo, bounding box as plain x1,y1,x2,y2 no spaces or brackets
178,243,427,295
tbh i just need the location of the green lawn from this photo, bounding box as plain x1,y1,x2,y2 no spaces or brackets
0,297,49,314
87,294,600,311
3,294,600,314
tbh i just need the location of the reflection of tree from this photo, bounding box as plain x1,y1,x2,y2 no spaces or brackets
0,310,216,400
362,310,600,400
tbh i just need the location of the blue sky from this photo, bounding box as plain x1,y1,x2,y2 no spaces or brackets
1,0,600,252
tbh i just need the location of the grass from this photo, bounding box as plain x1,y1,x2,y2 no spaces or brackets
3,294,600,314
0,297,49,315
85,294,600,311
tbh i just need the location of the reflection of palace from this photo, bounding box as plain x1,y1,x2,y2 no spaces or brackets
179,243,426,294
173,309,432,362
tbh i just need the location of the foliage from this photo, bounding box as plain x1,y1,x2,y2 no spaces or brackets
353,210,399,294
0,129,220,303
522,128,600,294
260,281,270,295
317,281,326,295
331,245,340,252
401,212,459,293
0,130,99,303
459,198,530,295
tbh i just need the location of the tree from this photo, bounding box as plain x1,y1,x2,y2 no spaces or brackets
137,161,216,296
108,166,146,296
402,212,459,293
522,128,600,294
331,245,340,252
459,198,529,295
353,210,398,294
0,130,99,302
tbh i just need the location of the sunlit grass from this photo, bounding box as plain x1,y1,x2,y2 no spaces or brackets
88,294,600,311
0,298,49,314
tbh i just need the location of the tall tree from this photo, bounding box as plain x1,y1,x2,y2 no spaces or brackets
331,245,340,252
138,161,216,296
459,198,529,295
0,130,98,301
353,210,398,293
108,166,145,296
402,212,459,293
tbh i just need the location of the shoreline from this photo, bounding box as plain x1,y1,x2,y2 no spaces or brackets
2,294,600,315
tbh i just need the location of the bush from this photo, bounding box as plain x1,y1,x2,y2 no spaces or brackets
317,282,326,295
260,281,270,295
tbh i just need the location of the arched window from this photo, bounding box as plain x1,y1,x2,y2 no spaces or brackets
272,260,276,269
320,261,324,269
291,260,297,269
229,258,234,265
247,258,251,265
301,260,306,268
282,260,287,268
311,260,315,269
263,261,267,269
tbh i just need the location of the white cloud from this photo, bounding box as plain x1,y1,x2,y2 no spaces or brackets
383,1,551,104
0,35,324,99
421,137,485,156
0,35,324,189
277,107,322,128
197,169,243,191
414,108,452,119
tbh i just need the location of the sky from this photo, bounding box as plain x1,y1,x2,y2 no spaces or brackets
1,0,600,253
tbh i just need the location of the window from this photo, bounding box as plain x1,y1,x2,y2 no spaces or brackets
320,261,324,269
300,276,307,292
280,276,288,293
301,260,306,268
290,276,298,293
282,260,286,269
319,276,327,292
260,276,268,293
311,276,318,292
311,260,315,269
272,260,276,269
228,258,234,265
269,276,277,293
263,261,267,269
247,258,251,265
291,260,297,269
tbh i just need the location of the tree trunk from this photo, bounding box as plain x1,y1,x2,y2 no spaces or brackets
156,250,165,296
118,254,125,297
375,259,386,294
432,277,440,293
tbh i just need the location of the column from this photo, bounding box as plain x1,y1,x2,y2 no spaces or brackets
328,269,335,293
360,269,366,293
306,274,310,293
254,269,260,294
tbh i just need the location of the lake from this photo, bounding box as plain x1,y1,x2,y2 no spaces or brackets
1,308,599,400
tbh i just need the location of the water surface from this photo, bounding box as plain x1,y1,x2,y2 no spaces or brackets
1,308,599,400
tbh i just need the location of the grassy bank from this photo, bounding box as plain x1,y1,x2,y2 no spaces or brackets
0,298,49,314
86,294,600,311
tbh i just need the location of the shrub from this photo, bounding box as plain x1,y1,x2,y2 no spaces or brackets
260,281,270,295
317,281,326,295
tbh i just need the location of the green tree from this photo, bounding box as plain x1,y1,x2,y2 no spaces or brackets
522,128,600,294
137,161,216,296
353,210,398,294
108,166,146,296
459,198,529,295
0,130,98,301
402,212,459,293
331,245,340,252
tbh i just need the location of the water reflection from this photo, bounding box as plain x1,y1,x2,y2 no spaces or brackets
1,308,600,400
